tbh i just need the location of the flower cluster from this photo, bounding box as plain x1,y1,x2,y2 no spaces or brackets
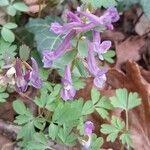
42,7,119,100
2,57,42,92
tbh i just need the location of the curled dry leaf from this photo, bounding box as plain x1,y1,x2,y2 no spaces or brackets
115,37,146,69
107,61,150,149
135,8,150,36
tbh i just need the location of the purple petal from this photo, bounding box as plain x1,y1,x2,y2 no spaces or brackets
51,22,83,34
99,7,119,29
99,40,112,53
15,58,28,92
87,41,99,76
50,22,64,34
16,79,28,93
60,65,76,101
84,121,94,135
94,74,107,88
42,31,76,68
60,86,76,101
83,121,94,150
30,57,42,89
92,31,101,52
66,10,81,22
105,7,120,23
87,41,108,88
76,22,96,33
77,8,101,24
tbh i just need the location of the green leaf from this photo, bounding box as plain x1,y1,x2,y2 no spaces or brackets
91,88,100,105
100,116,125,143
95,96,113,119
53,103,81,125
90,134,103,150
141,0,150,20
33,133,48,145
13,100,27,115
120,132,133,148
26,17,63,53
4,22,17,29
13,2,28,12
6,5,17,16
33,117,45,130
82,100,94,115
127,92,141,109
95,107,109,119
1,27,15,43
14,115,33,125
111,116,125,130
110,88,141,110
58,127,77,146
0,88,9,103
19,44,30,61
103,50,116,63
72,77,86,90
48,123,59,140
78,39,88,58
0,0,9,6
34,91,50,108
52,50,76,69
0,39,17,68
106,132,118,142
81,0,117,8
74,59,89,77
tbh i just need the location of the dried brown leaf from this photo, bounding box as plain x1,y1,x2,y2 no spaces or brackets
115,37,146,68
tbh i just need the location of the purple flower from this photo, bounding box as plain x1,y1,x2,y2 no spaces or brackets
50,22,83,34
42,30,76,68
87,41,107,88
93,31,112,60
83,121,94,150
15,58,29,92
60,64,76,101
77,7,119,30
84,121,94,135
66,10,81,22
30,57,42,89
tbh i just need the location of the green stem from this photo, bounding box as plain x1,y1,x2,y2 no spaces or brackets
126,109,130,150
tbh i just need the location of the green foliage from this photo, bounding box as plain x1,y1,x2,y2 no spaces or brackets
91,88,113,119
0,0,28,16
19,44,30,61
78,39,88,58
0,39,17,67
101,116,125,142
0,0,9,6
26,133,49,150
1,27,15,43
0,88,9,103
72,77,86,90
110,88,141,110
90,134,104,150
81,0,117,9
103,50,116,63
26,16,63,54
141,0,150,20
82,100,95,115
48,123,59,140
73,59,89,78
